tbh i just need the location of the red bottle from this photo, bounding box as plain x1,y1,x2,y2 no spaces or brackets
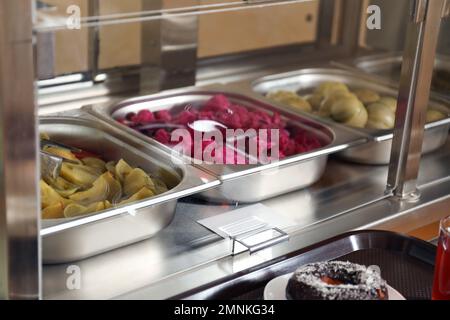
432,216,450,300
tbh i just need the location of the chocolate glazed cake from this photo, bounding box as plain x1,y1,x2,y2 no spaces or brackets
286,261,389,300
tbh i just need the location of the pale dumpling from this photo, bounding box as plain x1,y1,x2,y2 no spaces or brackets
354,89,380,105
40,137,171,220
378,97,398,113
69,172,121,206
123,168,156,197
366,103,396,129
60,163,101,187
267,91,312,113
64,201,112,218
330,97,368,128
120,187,155,205
306,94,323,111
40,180,71,209
319,91,356,118
314,82,350,99
115,159,133,182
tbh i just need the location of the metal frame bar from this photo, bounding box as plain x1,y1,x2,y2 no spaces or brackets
87,0,100,81
315,0,336,48
140,0,199,92
0,0,41,299
139,0,164,93
387,0,447,199
315,0,364,52
337,0,364,54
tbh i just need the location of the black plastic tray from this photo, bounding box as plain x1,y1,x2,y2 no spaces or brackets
175,230,437,300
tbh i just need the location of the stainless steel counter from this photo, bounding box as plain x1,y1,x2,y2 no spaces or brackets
39,50,450,300
43,137,450,300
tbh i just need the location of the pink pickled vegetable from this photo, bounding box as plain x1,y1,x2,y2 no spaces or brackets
116,94,322,164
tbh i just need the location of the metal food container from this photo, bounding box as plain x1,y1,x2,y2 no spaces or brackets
40,116,220,264
85,88,368,203
252,67,450,165
335,52,450,100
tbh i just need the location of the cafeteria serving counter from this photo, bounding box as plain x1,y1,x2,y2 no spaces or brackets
42,137,450,299
2,0,449,302
38,44,450,299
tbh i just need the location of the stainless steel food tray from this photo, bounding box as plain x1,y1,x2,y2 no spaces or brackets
40,115,220,264
334,52,450,100
252,67,450,165
174,230,436,300
85,88,368,203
